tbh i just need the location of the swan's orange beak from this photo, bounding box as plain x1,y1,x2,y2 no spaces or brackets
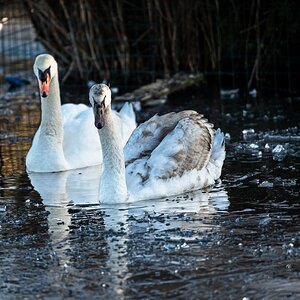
39,73,50,98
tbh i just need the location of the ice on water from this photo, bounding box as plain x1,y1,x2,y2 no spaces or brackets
234,126,300,161
258,181,274,188
242,128,255,136
272,144,287,161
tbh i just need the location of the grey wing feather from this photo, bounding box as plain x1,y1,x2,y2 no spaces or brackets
147,113,215,179
124,110,198,164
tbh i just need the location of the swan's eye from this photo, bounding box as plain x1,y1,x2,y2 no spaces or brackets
38,66,51,82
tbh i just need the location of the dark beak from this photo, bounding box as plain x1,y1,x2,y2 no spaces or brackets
94,96,105,129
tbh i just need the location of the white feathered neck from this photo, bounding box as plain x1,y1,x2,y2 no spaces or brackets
26,72,68,172
98,105,128,203
39,74,63,142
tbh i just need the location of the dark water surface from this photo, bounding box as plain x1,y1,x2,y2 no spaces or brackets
0,87,300,299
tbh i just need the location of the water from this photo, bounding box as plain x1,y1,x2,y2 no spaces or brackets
1,87,300,299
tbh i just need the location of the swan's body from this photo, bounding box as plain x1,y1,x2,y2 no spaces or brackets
26,54,136,172
90,84,225,204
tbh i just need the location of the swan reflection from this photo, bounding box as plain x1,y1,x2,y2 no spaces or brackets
28,166,228,243
28,169,228,299
28,165,102,206
28,165,101,244
101,184,229,235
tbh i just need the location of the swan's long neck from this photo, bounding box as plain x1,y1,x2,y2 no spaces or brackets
98,106,128,203
39,75,63,145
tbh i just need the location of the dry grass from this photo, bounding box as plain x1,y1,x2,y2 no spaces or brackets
24,0,299,90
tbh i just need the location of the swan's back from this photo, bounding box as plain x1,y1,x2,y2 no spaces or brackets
123,110,225,200
125,111,196,162
62,104,102,169
124,111,225,199
148,113,215,178
125,110,220,179
62,102,136,169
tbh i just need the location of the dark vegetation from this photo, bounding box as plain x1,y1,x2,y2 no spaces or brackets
24,0,300,93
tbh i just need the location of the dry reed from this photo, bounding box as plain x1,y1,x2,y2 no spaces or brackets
24,0,299,91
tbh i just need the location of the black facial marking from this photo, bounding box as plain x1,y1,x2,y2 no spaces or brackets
93,98,100,117
93,96,106,129
38,66,51,82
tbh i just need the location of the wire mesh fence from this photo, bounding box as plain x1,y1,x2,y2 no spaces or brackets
0,1,44,83
1,0,300,95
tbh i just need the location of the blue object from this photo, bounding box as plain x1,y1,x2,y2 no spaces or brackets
5,76,30,87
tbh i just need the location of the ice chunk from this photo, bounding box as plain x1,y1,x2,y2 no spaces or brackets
258,181,274,188
272,144,287,161
249,143,259,149
249,88,257,98
234,142,262,158
274,178,297,187
225,132,231,141
259,217,272,226
242,128,255,135
220,88,239,99
247,143,262,157
163,243,176,252
242,128,256,140
263,115,269,121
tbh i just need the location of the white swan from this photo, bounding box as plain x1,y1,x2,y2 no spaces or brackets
26,54,136,172
89,84,226,204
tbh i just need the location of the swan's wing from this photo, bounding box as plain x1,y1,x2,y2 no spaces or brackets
119,102,136,124
113,102,136,147
146,114,215,179
63,105,102,168
62,103,89,122
124,110,199,164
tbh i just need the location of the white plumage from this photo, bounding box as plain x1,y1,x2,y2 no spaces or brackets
90,84,226,204
26,54,136,172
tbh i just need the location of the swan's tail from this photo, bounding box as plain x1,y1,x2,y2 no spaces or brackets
211,128,225,161
119,102,137,145
209,128,226,179
120,102,136,122
120,102,137,131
